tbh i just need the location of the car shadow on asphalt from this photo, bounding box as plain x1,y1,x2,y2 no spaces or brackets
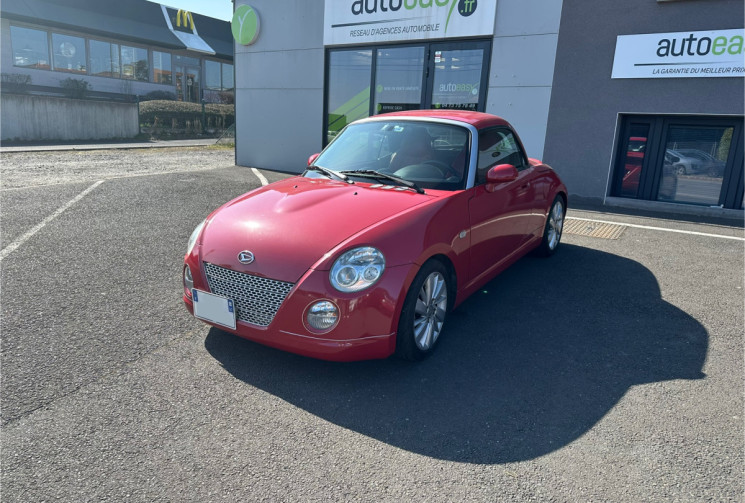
204,243,707,464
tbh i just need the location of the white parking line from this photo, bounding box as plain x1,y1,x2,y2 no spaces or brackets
0,180,105,261
251,168,269,186
567,216,745,241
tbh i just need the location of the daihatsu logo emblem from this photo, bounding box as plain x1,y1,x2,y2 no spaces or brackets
238,251,255,264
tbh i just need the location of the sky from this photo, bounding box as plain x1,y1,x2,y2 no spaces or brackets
147,0,233,21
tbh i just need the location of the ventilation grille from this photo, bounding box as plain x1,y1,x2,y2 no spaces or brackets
203,263,294,327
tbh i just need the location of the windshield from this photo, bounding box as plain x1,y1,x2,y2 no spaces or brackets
310,120,470,191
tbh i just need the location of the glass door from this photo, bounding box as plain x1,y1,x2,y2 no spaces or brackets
184,65,200,102
174,64,201,102
174,64,184,101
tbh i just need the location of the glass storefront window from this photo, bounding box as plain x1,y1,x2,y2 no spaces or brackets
174,55,200,66
89,40,120,78
205,60,221,90
431,48,484,111
618,125,650,198
153,51,172,84
52,33,86,74
121,45,148,81
11,26,50,70
222,63,234,90
657,126,732,206
373,46,424,114
326,50,372,143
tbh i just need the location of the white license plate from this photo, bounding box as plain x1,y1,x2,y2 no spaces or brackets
192,289,236,330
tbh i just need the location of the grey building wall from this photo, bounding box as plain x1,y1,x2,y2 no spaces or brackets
1,94,138,140
542,0,745,201
234,0,325,172
487,0,563,159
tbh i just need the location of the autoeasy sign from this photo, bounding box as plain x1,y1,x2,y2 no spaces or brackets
324,0,497,46
612,29,745,79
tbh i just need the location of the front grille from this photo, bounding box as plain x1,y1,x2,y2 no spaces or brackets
203,262,295,327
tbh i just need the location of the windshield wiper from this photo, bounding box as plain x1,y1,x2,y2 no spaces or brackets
340,170,425,194
306,165,353,184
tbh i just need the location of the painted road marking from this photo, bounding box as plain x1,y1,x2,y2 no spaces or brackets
0,180,105,261
566,216,744,241
251,168,269,186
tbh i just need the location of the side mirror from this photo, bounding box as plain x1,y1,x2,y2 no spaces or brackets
486,164,519,184
307,153,320,166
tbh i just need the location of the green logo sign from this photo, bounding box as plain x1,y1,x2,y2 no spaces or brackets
232,5,260,45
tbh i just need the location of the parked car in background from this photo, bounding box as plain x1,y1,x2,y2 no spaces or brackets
673,149,726,177
183,110,567,361
667,149,699,175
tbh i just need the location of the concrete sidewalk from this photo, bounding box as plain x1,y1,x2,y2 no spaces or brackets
0,138,219,153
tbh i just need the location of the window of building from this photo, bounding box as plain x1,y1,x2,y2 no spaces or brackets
205,60,222,90
10,25,50,70
222,63,234,90
326,50,373,143
612,115,744,209
121,45,149,81
153,51,172,84
174,54,200,66
374,46,425,114
89,39,120,78
52,33,86,74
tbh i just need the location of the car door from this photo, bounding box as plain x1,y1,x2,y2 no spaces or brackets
467,127,538,281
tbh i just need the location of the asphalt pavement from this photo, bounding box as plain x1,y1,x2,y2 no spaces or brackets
1,146,743,501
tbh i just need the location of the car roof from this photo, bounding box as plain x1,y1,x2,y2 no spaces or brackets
369,109,512,129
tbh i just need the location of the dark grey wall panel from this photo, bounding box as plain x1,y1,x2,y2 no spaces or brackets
543,0,744,200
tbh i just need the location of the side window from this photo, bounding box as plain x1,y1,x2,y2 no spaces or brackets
476,128,527,184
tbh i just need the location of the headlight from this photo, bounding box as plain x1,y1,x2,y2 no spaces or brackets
330,247,385,292
183,265,194,298
187,220,206,255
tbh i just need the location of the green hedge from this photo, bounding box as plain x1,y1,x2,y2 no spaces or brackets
139,100,235,130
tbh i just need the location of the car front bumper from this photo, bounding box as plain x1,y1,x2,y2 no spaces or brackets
183,257,414,361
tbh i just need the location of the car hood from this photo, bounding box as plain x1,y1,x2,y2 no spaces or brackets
199,177,434,283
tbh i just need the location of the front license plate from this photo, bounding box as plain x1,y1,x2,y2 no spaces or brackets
192,289,236,330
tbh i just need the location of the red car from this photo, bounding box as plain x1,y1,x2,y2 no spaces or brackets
183,110,567,361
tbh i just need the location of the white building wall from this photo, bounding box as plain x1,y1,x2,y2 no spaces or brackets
234,0,325,172
486,0,563,159
233,0,563,170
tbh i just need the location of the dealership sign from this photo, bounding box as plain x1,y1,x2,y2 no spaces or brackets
612,29,745,79
324,0,497,46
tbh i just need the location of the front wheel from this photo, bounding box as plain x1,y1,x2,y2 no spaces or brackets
536,196,565,257
395,260,450,361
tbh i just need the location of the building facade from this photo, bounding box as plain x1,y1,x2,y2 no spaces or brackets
543,0,744,215
1,0,233,103
233,0,743,217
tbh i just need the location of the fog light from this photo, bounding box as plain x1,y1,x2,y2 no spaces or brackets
306,301,339,331
184,265,194,297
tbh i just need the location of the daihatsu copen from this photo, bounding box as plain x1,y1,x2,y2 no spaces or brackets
183,110,567,361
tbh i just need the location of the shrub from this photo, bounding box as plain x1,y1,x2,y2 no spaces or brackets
217,91,235,105
139,100,235,131
1,73,32,93
141,90,177,102
59,77,90,99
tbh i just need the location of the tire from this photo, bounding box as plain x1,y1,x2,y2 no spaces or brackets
395,260,450,361
535,196,565,257
674,165,686,176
